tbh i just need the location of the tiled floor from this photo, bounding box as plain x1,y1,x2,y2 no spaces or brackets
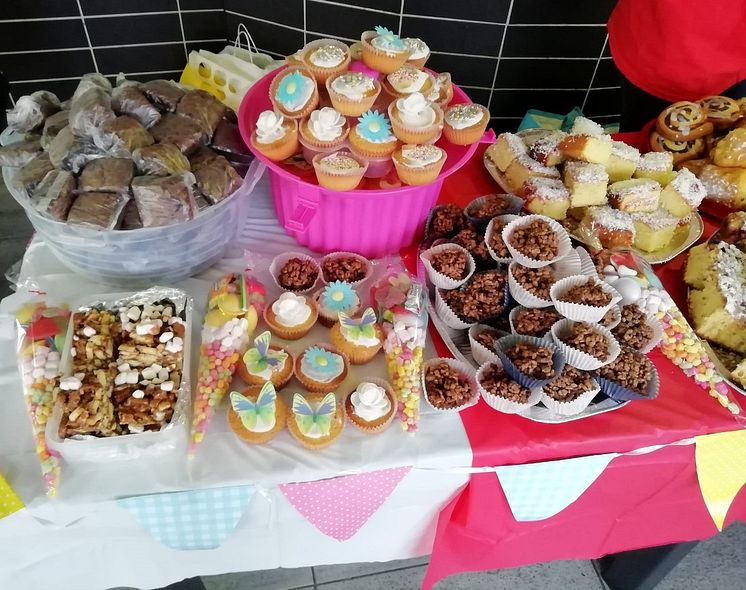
3,182,746,590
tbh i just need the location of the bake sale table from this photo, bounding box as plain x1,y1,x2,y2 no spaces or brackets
1,156,745,590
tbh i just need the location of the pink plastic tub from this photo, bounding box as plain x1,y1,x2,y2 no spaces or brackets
239,66,479,257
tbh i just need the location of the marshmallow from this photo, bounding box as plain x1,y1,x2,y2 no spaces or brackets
118,363,131,372
32,367,45,379
158,368,170,381
159,331,174,343
44,369,57,380
114,372,127,386
126,370,139,384
132,390,145,399
617,265,637,277
82,325,96,338
126,306,141,321
128,424,145,433
160,381,174,392
60,376,82,391
141,366,158,380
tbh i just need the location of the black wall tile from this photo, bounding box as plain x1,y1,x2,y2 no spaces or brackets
0,0,78,19
510,0,615,24
182,9,226,40
404,0,510,23
11,79,81,102
603,40,611,57
592,58,621,88
87,13,183,46
181,0,224,8
225,0,304,29
426,53,497,88
460,87,491,107
401,16,503,56
323,0,401,12
503,26,607,58
490,89,585,118
80,0,176,15
0,19,87,52
496,59,595,89
116,71,183,84
95,44,186,75
307,3,398,41
225,13,304,56
1,49,94,82
583,87,621,117
186,40,228,55
489,118,523,133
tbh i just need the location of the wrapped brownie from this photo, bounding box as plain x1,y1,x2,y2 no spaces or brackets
141,79,185,112
67,192,130,229
6,90,61,132
193,154,242,204
78,157,134,193
0,137,42,167
133,143,191,176
120,199,143,229
189,146,219,170
111,83,161,128
211,118,254,162
93,115,154,156
150,113,206,154
31,169,76,221
41,109,70,149
131,172,197,227
12,152,54,197
72,73,112,102
69,86,116,139
176,89,226,139
61,138,108,174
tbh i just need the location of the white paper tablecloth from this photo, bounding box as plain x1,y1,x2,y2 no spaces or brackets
0,171,471,590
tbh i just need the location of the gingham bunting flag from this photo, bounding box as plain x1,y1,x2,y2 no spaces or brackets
118,485,254,550
496,454,617,521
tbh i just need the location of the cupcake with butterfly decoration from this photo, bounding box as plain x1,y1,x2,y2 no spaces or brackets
228,382,287,444
237,331,294,388
287,391,345,450
329,307,384,364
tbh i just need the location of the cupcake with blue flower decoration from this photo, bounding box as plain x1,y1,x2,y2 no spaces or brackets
295,344,349,393
269,66,319,120
314,281,361,327
349,109,398,158
360,26,412,74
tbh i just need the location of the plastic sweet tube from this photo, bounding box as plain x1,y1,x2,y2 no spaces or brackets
189,273,265,454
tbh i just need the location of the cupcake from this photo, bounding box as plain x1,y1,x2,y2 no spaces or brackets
326,72,381,117
271,253,321,293
476,360,541,414
320,252,371,286
295,344,349,393
312,150,368,190
329,307,384,364
426,72,453,110
443,103,490,145
423,358,479,411
299,107,349,150
237,330,294,388
388,93,443,144
263,292,318,340
250,110,298,162
287,391,345,450
349,42,363,61
404,38,430,69
383,65,435,100
301,39,351,83
348,110,398,157
360,26,412,74
392,144,446,185
228,382,287,444
345,379,396,433
269,66,319,120
314,280,361,327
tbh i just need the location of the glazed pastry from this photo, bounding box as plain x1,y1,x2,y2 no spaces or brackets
388,92,443,144
633,152,674,186
563,161,608,207
360,26,412,74
326,72,381,117
678,158,710,176
312,150,368,190
301,39,351,83
269,66,319,119
607,178,661,213
348,109,398,157
251,110,299,161
295,344,349,393
287,391,344,450
442,103,489,145
329,307,384,364
392,143,446,185
299,107,349,149
314,280,361,327
228,382,287,444
344,380,395,433
659,168,706,217
237,331,293,388
649,131,705,164
656,101,713,141
699,96,743,127
404,38,430,68
263,292,318,340
383,64,435,99
699,164,746,209
606,140,640,182
711,128,746,168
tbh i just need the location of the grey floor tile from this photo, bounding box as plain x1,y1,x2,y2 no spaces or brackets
201,567,314,590
0,237,29,298
433,560,603,589
654,522,746,590
314,556,430,584
317,565,428,590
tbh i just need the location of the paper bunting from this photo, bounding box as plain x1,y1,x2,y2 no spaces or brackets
496,454,617,521
280,467,411,541
695,430,746,531
0,473,24,519
118,485,254,550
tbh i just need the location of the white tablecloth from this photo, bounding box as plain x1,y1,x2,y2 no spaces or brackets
0,172,471,590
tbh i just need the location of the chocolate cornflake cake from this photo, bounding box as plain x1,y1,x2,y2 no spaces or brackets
513,307,561,337
543,365,595,402
430,248,468,280
450,228,493,266
428,203,465,238
468,194,515,218
511,264,555,300
478,362,531,403
559,277,612,307
508,218,559,261
505,342,556,379
278,257,319,291
612,304,654,350
597,348,653,394
425,361,473,409
474,329,499,351
561,322,610,360
487,218,511,258
322,256,367,283
442,270,507,322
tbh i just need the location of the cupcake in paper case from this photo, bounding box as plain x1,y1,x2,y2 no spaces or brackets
312,150,368,191
329,307,384,364
388,93,443,144
299,107,349,150
423,358,479,412
476,359,542,414
383,64,435,100
270,252,321,294
314,281,361,327
227,382,287,445
443,103,490,145
424,203,466,240
502,215,573,269
509,306,561,338
594,347,660,401
465,194,524,234
344,378,396,433
550,319,621,371
360,26,412,74
301,38,351,83
435,269,510,330
495,333,565,389
485,214,520,263
250,111,299,162
540,365,600,417
427,72,453,110
599,304,622,330
508,262,555,309
611,304,664,354
392,143,446,185
295,343,349,393
349,42,364,61
237,330,294,388
287,391,345,450
575,246,598,277
269,66,319,120
348,110,398,158
550,275,622,323
263,292,318,341
435,287,476,330
320,252,372,287
404,38,430,69
326,71,382,117
420,243,475,289
468,324,502,366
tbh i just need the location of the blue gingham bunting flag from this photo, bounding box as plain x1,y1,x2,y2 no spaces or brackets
496,454,617,522
118,485,254,550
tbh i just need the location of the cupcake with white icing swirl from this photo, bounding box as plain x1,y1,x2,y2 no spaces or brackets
388,92,444,144
344,379,396,433
300,107,349,149
250,110,299,162
326,71,381,117
404,38,430,69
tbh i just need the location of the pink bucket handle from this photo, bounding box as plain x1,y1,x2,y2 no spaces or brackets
479,129,497,144
285,189,320,233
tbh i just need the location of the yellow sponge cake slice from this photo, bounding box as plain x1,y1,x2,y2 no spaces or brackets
606,140,640,182
564,160,608,207
486,132,528,172
608,178,661,212
684,243,718,290
634,152,674,186
660,168,706,218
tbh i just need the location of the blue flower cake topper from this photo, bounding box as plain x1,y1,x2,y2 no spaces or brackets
276,70,311,110
322,281,358,313
301,346,344,382
357,110,393,142
374,26,406,51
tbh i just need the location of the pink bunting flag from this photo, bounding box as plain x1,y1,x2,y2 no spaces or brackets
280,466,411,541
